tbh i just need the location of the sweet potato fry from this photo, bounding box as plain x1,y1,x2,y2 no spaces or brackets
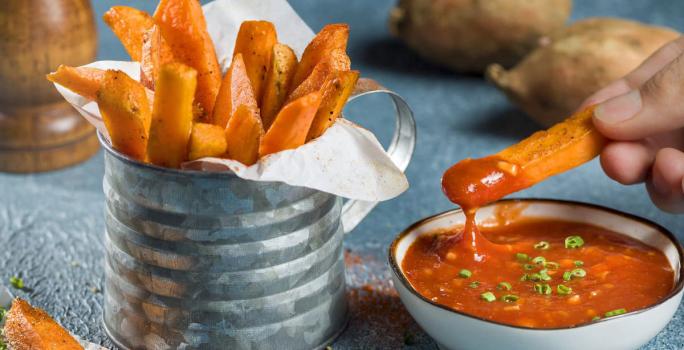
103,6,155,62
233,21,278,103
154,0,221,120
260,92,322,157
3,298,82,350
291,24,349,90
286,48,350,103
140,25,175,90
188,123,228,160
46,65,105,100
261,43,298,130
147,63,197,168
96,70,151,161
497,106,605,183
213,54,258,128
307,70,359,140
224,105,263,165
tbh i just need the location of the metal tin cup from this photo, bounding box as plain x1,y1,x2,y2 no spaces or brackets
102,78,416,350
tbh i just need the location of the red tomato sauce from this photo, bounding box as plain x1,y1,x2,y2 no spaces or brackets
402,218,675,328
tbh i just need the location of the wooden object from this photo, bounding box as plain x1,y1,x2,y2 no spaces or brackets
0,0,99,173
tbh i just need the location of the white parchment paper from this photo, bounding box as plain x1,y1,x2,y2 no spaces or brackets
52,0,408,202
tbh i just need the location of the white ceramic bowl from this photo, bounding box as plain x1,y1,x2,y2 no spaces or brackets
390,199,684,350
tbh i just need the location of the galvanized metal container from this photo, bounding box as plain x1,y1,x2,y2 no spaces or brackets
102,79,415,350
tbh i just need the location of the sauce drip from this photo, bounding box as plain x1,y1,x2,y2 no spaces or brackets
441,156,533,261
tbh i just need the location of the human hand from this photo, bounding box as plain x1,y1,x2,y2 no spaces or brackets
580,36,684,213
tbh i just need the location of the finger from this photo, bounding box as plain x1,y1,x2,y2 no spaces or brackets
646,148,684,213
600,141,654,185
593,54,684,140
579,36,684,110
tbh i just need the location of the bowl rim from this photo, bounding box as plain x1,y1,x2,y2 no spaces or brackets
388,198,684,331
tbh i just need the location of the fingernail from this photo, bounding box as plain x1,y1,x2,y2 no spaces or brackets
595,90,642,124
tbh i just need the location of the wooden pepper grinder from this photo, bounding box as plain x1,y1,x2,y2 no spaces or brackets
0,0,99,173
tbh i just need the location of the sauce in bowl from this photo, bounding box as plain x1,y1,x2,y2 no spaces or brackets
402,218,675,328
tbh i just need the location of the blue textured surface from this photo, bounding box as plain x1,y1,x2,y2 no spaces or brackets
1,0,683,349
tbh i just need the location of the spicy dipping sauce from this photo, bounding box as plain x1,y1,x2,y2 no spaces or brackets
402,218,675,328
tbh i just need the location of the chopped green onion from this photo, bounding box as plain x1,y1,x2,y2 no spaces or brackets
574,260,584,267
562,271,572,281
523,263,535,271
604,309,627,317
459,269,472,278
0,306,6,320
532,256,546,265
571,268,586,278
539,269,552,281
591,316,601,322
9,276,24,289
497,282,512,291
565,235,585,249
528,273,542,281
557,284,572,295
534,241,550,250
533,283,552,295
469,281,480,288
502,294,519,303
481,292,496,302
544,261,560,270
515,253,529,262
520,274,529,282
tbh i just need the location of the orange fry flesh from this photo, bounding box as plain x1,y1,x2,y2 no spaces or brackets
103,6,155,62
188,122,228,160
225,105,263,166
46,65,105,100
233,20,278,104
286,48,350,103
154,0,221,121
261,43,298,130
3,298,82,350
213,54,258,128
307,69,359,140
291,24,349,90
260,92,323,157
140,25,175,90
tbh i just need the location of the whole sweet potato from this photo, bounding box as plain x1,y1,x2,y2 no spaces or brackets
389,0,572,73
487,18,680,126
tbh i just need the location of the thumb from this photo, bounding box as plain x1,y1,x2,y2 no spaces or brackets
593,56,684,140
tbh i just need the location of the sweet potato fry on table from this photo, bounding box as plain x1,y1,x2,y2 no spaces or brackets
442,107,605,208
292,24,349,89
232,21,278,103
286,48,350,103
225,105,263,166
3,298,83,350
307,70,359,140
188,123,228,160
261,43,298,130
46,65,105,100
103,6,155,62
96,70,151,161
154,0,221,120
140,25,175,90
147,62,197,168
213,54,258,128
260,92,323,157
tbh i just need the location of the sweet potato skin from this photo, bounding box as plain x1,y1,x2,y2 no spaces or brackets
224,105,263,165
212,54,259,128
188,123,228,160
260,43,298,130
307,70,359,140
233,21,278,104
147,63,197,168
46,65,105,100
260,92,322,157
103,6,155,62
487,18,680,126
154,0,221,121
140,25,175,90
291,24,349,90
96,70,151,161
3,298,83,350
389,0,572,73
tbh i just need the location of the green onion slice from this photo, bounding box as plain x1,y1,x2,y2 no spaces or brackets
533,283,552,295
481,292,496,302
591,316,601,322
544,261,560,270
532,256,546,265
557,284,572,295
523,263,535,271
497,282,512,291
565,235,585,249
574,260,584,267
562,271,572,281
469,281,480,288
539,269,552,281
520,274,529,282
534,241,550,250
502,294,519,303
459,269,472,278
515,253,529,262
604,309,627,317
571,268,586,278
9,276,24,289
